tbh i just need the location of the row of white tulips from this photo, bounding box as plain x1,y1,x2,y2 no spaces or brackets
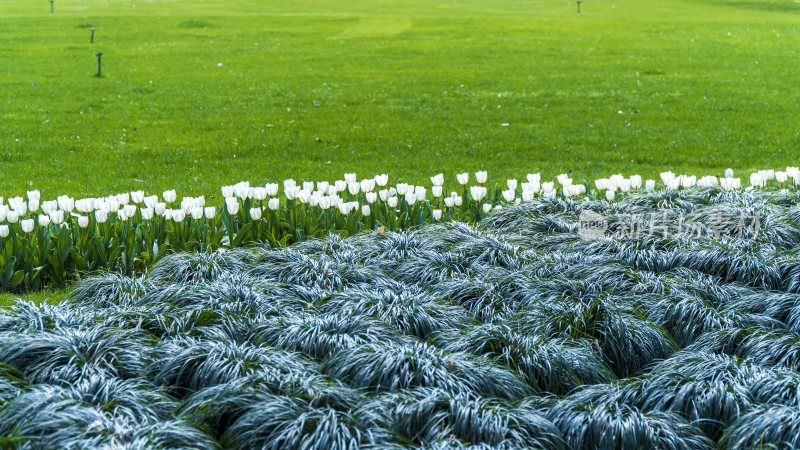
0,167,798,236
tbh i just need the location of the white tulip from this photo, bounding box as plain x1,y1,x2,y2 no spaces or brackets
502,190,515,202
348,182,360,196
444,197,455,208
131,191,144,204
405,192,417,206
0,225,8,238
268,198,279,211
77,215,89,228
319,197,332,210
334,180,346,192
606,190,615,201
595,179,609,191
750,173,762,187
475,171,488,184
221,185,234,198
556,174,572,186
249,207,262,220
164,209,173,221
432,186,443,198
776,171,788,183
204,207,216,219
388,196,398,208
27,190,40,202
226,198,240,215
49,210,64,225
344,173,357,184
338,202,351,215
163,189,177,203
297,190,311,204
374,174,389,186
361,205,371,216
725,168,734,178
431,174,444,186
415,188,427,202
7,211,18,224
526,173,541,184
660,171,676,184
482,203,492,213
454,196,463,207
302,181,314,192
456,173,469,185
21,219,34,233
378,190,389,202
0,206,6,222
116,193,129,205
506,179,518,191
141,208,153,220
117,209,128,221
265,183,279,196
630,175,643,189
191,207,203,220
542,182,555,194
283,179,297,192
645,180,656,192
27,199,38,213
470,186,487,202
396,183,409,196
432,209,442,220
388,187,397,197
251,187,267,201
38,215,50,227
360,179,375,193
172,209,186,222
366,192,377,203
154,203,166,216
41,200,56,214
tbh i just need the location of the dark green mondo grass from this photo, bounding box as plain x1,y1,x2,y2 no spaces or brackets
1,188,800,446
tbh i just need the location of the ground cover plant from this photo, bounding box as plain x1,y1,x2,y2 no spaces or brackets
0,184,799,447
1,0,799,199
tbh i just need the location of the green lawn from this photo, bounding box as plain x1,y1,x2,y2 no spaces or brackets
1,0,798,203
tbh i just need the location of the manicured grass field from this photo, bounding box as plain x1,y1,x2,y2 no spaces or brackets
1,0,798,201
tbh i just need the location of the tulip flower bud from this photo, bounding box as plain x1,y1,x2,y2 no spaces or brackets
131,191,144,204
140,208,153,220
502,190,515,202
444,197,454,208
475,171,488,184
388,196,398,208
42,200,56,214
28,199,39,213
432,186,443,198
38,214,51,227
21,219,34,233
482,203,492,213
344,173,357,184
94,209,108,223
348,182,360,196
249,207,262,220
27,190,40,202
0,225,8,237
725,168,734,178
7,211,18,224
190,207,203,220
431,174,444,186
396,183,408,196
365,192,377,203
117,209,128,221
204,207,216,219
268,198,279,211
506,179,518,191
375,174,389,186
606,190,615,201
432,209,442,220
155,203,166,216
172,209,185,222
338,203,351,215
378,190,389,202
0,206,6,222
776,171,788,183
163,189,177,203
360,179,375,193
454,196,463,207
221,185,234,198
404,192,416,206
226,198,240,215
164,209,173,221
265,183,279,196
456,173,469,185
361,205,371,216
49,210,64,225
77,215,89,228
415,188,427,202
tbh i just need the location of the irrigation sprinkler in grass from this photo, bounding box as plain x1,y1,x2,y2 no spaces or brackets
577,1,581,13
90,27,95,43
49,0,54,13
94,52,103,77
